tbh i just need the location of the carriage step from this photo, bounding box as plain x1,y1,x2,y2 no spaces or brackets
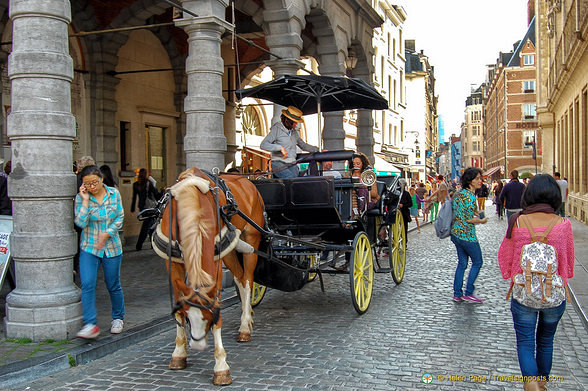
376,267,393,273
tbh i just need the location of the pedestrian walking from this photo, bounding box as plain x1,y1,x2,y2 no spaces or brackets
437,175,449,205
494,180,505,219
450,167,488,304
409,186,421,233
498,174,574,391
553,172,568,217
131,168,160,251
475,179,489,211
426,181,440,221
499,170,526,221
397,178,412,243
75,165,125,338
260,105,319,178
416,182,428,221
99,164,117,188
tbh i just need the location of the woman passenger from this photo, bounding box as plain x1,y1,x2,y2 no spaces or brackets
347,152,380,211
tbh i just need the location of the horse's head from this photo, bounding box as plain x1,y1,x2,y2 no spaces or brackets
172,273,221,350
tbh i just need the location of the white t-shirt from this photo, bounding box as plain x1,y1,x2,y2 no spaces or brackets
556,179,568,201
323,170,342,179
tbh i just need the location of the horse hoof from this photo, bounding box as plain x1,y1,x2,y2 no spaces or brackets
169,357,187,370
213,370,232,385
237,332,251,342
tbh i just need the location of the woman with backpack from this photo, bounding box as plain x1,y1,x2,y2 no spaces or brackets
450,167,488,304
498,174,574,391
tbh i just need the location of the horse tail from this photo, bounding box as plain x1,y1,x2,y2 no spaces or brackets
170,172,214,290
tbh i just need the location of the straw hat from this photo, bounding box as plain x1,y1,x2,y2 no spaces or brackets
281,106,304,123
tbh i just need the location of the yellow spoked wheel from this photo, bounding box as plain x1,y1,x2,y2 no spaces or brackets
251,282,266,307
390,210,406,284
349,232,374,314
307,255,319,282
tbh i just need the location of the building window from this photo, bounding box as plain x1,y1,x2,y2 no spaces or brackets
523,104,536,119
472,125,480,136
523,80,535,93
523,54,535,66
471,110,481,121
473,141,480,151
523,130,535,149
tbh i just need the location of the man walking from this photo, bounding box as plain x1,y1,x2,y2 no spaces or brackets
437,175,449,204
499,170,526,221
554,172,568,217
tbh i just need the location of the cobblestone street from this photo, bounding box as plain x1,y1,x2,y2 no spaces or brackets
18,211,588,390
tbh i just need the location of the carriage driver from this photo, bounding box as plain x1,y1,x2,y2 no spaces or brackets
260,105,319,179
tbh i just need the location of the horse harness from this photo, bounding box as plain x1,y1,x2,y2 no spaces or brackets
163,170,242,342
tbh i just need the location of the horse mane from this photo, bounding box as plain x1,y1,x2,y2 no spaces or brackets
171,168,214,290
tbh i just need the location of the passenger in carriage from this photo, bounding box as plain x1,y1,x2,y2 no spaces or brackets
321,160,342,179
260,105,319,179
346,152,380,211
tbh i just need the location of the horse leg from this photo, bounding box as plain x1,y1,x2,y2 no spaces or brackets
234,276,253,342
169,313,188,370
211,322,232,385
223,251,253,342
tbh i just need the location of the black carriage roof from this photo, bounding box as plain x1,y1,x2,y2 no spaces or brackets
296,150,354,163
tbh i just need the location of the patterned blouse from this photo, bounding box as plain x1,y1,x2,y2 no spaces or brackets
450,188,477,242
75,185,124,258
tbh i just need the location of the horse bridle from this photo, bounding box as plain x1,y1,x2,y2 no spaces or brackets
171,289,221,342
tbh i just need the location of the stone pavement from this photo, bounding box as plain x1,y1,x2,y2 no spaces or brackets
1,205,588,389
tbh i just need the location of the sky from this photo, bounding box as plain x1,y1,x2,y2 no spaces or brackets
397,0,530,141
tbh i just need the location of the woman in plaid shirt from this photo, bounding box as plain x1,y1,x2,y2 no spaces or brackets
74,165,125,339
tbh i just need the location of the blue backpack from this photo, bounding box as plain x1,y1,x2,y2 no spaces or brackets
434,197,453,239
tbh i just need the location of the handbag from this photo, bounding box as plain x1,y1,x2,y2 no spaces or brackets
144,183,158,209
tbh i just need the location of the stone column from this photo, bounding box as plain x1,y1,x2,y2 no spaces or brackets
177,0,231,171
5,0,81,340
266,59,304,125
354,71,376,164
224,101,238,168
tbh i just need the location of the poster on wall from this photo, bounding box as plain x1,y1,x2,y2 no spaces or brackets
0,215,13,290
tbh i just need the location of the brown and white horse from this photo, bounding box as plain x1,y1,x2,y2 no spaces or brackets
152,167,264,385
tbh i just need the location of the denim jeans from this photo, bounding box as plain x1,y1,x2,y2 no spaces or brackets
79,250,125,325
450,235,483,297
511,299,566,378
271,161,299,178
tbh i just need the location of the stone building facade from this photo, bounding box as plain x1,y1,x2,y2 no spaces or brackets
484,16,542,179
461,87,484,170
1,0,386,340
404,40,438,181
535,0,588,224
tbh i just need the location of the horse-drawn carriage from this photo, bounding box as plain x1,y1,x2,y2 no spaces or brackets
141,75,404,384
248,150,407,314
141,150,407,384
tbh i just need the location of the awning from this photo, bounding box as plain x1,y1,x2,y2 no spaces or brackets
374,155,401,175
483,166,501,177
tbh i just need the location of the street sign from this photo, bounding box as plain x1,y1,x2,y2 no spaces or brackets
0,215,13,290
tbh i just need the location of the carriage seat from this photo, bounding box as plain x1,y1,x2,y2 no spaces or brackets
365,181,387,216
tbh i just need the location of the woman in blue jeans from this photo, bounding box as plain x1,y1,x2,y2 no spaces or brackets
75,165,125,339
450,168,488,303
498,175,574,390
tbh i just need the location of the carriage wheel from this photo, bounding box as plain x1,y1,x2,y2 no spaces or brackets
349,232,374,314
390,210,406,284
251,282,267,307
307,255,319,282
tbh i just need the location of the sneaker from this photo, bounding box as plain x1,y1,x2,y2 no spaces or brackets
110,319,124,334
462,295,483,304
453,296,462,302
77,324,100,339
